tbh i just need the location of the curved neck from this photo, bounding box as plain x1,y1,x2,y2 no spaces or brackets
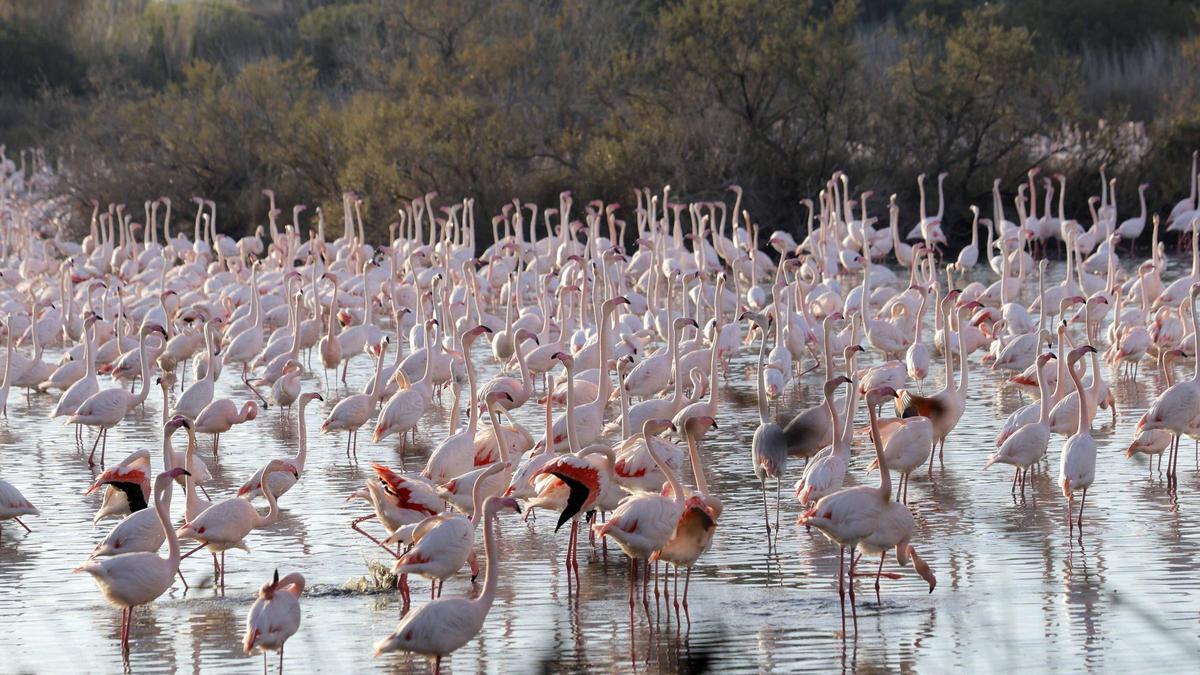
84,323,96,375
955,308,969,394
296,398,310,466
1070,357,1090,432
592,303,617,407
563,362,580,452
157,478,180,568
476,508,501,612
686,432,708,495
1191,294,1200,383
754,320,769,423
488,405,508,463
255,465,281,528
463,337,480,431
515,336,532,395
825,387,843,456
368,342,388,400
645,426,684,503
1037,362,1053,424
866,401,891,501
134,331,153,404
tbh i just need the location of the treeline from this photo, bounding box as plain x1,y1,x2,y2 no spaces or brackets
2,0,1199,247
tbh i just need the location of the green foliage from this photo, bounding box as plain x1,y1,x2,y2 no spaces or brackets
0,18,86,96
1,0,1199,245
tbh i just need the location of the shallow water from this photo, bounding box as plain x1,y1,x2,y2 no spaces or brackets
3,259,1200,674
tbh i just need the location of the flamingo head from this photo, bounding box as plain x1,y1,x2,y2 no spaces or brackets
685,415,719,439
867,386,898,407
643,418,676,437
485,391,514,408
907,545,937,593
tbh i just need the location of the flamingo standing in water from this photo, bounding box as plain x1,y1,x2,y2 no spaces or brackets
69,324,167,466
322,336,390,458
75,467,189,651
985,352,1057,496
1060,345,1099,537
746,311,787,543
0,479,38,536
799,386,896,636
193,399,259,455
1137,284,1200,483
244,570,304,674
374,496,522,674
386,462,509,604
238,392,323,502
655,414,722,613
593,418,682,616
176,457,292,590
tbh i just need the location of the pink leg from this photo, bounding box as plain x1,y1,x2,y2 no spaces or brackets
1077,488,1087,534
838,546,846,635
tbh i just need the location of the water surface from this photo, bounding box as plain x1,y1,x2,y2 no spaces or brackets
2,259,1199,673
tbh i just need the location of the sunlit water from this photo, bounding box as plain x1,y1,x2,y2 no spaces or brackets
3,259,1200,673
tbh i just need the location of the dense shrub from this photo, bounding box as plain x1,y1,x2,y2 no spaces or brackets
1,0,1198,248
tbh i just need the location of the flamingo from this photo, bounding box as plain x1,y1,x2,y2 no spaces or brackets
1060,345,1099,536
593,418,683,615
422,325,493,482
238,392,323,501
387,462,509,603
244,570,304,674
985,352,1057,496
374,496,522,674
75,467,188,651
176,458,293,589
193,399,259,454
0,478,38,536
322,336,390,458
799,386,896,635
747,311,787,543
655,414,722,612
69,324,167,466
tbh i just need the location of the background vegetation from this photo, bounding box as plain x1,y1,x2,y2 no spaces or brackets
2,0,1199,246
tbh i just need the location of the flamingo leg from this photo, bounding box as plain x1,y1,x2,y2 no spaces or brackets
774,478,781,539
629,557,637,637
654,561,661,616
1067,493,1075,536
875,555,885,603
847,550,858,630
180,543,207,560
667,562,676,614
838,546,846,636
642,559,652,620
760,479,771,544
125,605,134,650
1077,488,1087,534
683,567,691,616
13,516,31,533
87,426,103,466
